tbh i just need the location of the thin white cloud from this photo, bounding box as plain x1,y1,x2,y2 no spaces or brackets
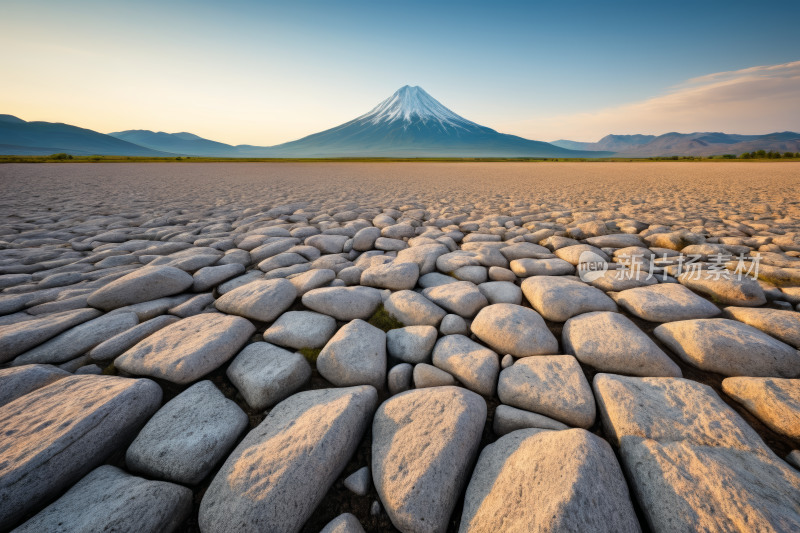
499,61,800,142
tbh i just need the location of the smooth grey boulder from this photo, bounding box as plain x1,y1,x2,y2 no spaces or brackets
492,404,569,436
470,303,558,357
386,325,437,364
215,278,296,322
344,466,372,496
193,263,245,292
586,234,644,248
432,334,499,396
0,364,70,408
302,286,383,321
509,258,575,277
25,294,90,316
58,354,93,373
249,238,301,264
289,268,336,296
459,428,641,533
336,266,363,286
217,270,264,295
115,314,255,384
413,363,458,388
86,266,193,311
396,243,449,275
388,363,413,395
722,306,800,348
654,318,800,378
383,290,447,327
88,316,180,361
106,295,189,321
306,234,350,254
320,513,366,533
499,242,551,261
12,465,192,533
521,276,618,322
563,311,682,377
12,312,139,366
0,375,162,530
126,381,249,484
439,313,469,335
227,342,312,410
0,308,101,363
477,280,522,305
199,386,378,533
613,283,721,322
422,281,488,318
500,354,514,369
418,272,459,288
318,319,386,389
452,265,487,284
498,355,596,428
169,292,215,318
75,364,102,375
373,387,486,533
352,227,382,251
593,374,800,532
554,244,610,265
258,252,308,274
263,310,337,350
722,377,800,442
362,261,419,290
678,272,766,307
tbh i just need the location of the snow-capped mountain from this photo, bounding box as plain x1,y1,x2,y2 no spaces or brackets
242,86,612,158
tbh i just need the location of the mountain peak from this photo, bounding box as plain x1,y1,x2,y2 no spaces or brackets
356,86,481,131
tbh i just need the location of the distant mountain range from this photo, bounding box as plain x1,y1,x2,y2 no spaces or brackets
2,86,798,158
551,131,800,157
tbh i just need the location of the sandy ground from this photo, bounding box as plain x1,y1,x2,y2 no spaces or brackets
1,162,799,223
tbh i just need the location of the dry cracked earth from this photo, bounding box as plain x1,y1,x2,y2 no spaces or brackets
1,161,800,533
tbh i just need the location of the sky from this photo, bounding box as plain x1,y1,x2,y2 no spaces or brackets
2,0,799,145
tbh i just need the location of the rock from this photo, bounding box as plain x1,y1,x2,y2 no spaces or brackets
413,363,457,388
722,306,800,348
344,466,372,496
289,268,336,297
585,234,644,248
193,263,245,292
554,244,610,265
126,381,249,484
487,266,516,282
0,308,102,363
476,280,521,305
13,312,139,366
521,276,617,322
75,364,102,375
498,355,595,428
787,451,800,470
470,303,558,357
386,325,437,363
492,404,569,436
432,334,499,396
306,234,349,254
452,265,487,284
227,342,312,410
436,251,480,273
678,273,766,307
58,354,93,373
318,319,386,389
509,257,575,277
199,386,378,533
115,314,255,384
86,266,193,311
722,377,800,442
0,364,70,408
540,235,581,251
217,270,263,295
654,319,800,377
302,286,383,321
396,243,449,275
418,272,459,288
12,465,192,533
263,310,337,350
439,313,469,335
215,279,296,322
353,227,382,251
422,281,488,318
0,375,162,530
500,354,514,368
563,311,682,377
593,373,800,532
106,295,187,321
498,242,551,261
337,266,362,286
459,428,641,533
383,289,447,326
259,252,308,274
372,387,485,533
613,283,721,322
362,261,419,290
586,269,658,291
320,514,366,533
370,501,382,516
375,237,408,251
388,363,413,395
169,292,215,318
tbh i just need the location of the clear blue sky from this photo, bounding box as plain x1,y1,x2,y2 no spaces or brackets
2,0,798,144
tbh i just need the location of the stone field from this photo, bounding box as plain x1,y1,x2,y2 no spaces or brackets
1,161,800,532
